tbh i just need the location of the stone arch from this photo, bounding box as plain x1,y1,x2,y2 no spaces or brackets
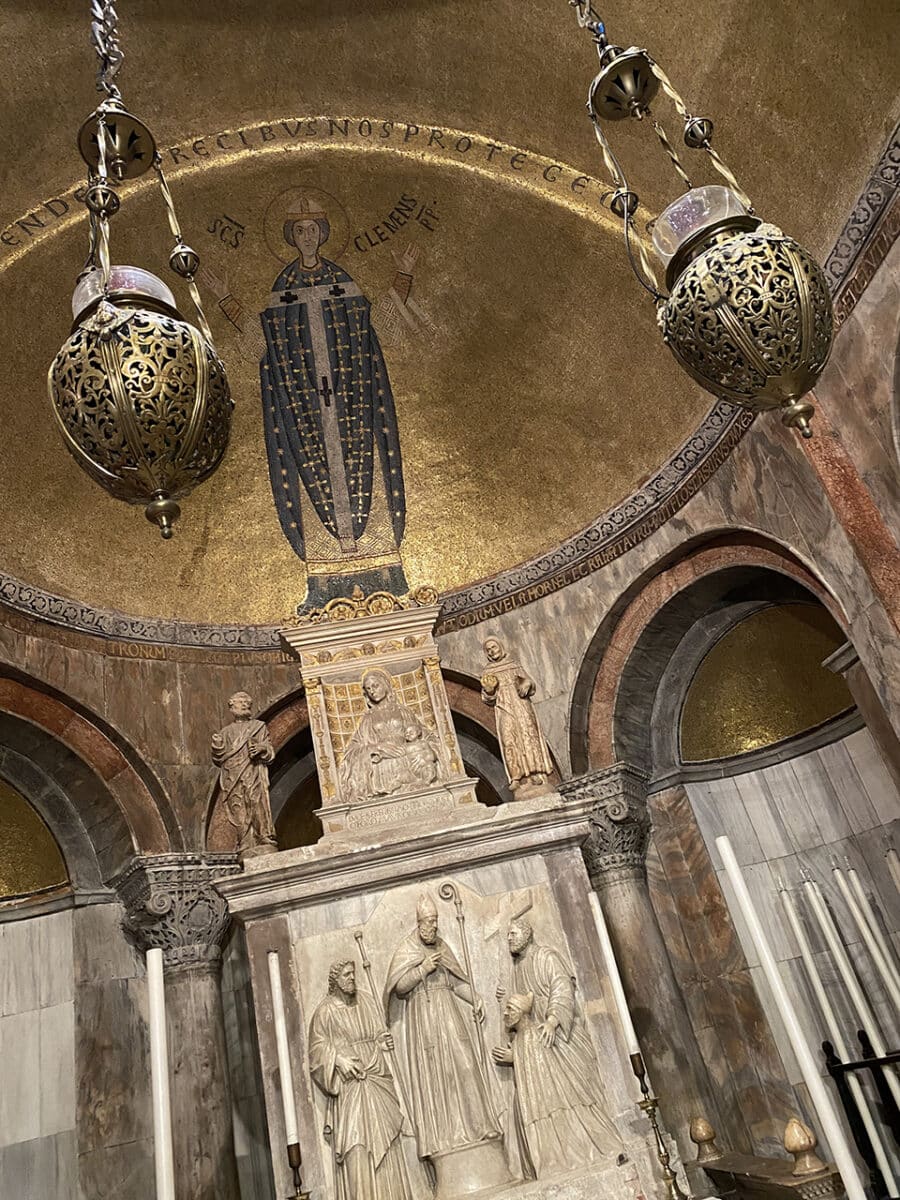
0,741,105,897
570,533,850,776
0,671,177,870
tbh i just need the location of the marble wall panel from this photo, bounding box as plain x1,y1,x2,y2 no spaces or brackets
0,1130,76,1200
684,730,900,1170
72,900,154,1200
0,906,76,1196
649,786,797,1158
40,1001,76,1138
0,1007,42,1146
222,933,275,1200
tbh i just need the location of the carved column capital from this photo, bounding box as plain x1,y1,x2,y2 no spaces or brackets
115,853,242,970
560,763,651,888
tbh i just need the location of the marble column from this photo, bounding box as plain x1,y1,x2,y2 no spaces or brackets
117,853,243,1200
564,765,722,1163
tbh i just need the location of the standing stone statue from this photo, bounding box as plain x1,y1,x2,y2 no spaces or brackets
210,692,277,856
339,668,441,804
492,909,623,1177
383,894,504,1180
480,639,553,797
308,959,412,1200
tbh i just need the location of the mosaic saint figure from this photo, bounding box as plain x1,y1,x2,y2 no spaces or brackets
480,638,553,796
308,959,412,1200
210,691,276,855
259,194,408,610
492,911,623,1178
339,669,441,803
383,894,502,1165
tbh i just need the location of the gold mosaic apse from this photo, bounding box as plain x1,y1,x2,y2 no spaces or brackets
0,0,896,627
0,782,69,901
0,132,711,623
680,604,853,763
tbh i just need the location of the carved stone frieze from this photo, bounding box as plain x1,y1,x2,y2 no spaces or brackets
116,853,241,970
560,764,651,888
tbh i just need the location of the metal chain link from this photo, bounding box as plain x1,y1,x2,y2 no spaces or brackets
90,0,124,100
153,157,214,343
568,0,607,39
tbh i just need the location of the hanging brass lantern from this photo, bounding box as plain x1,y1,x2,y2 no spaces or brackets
568,2,834,437
48,2,232,537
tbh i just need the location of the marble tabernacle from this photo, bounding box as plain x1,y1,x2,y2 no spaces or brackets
220,789,669,1200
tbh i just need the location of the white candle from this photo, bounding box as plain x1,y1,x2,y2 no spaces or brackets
802,876,900,1113
833,862,900,1009
588,891,641,1057
886,845,900,895
267,950,299,1146
778,881,897,1195
716,838,868,1200
147,948,176,1200
846,864,900,986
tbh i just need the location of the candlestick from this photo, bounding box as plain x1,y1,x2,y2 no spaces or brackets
268,950,309,1198
844,861,900,998
630,1052,690,1200
588,891,641,1056
832,861,900,1010
147,948,176,1200
801,874,900,1113
716,838,868,1200
778,880,897,1195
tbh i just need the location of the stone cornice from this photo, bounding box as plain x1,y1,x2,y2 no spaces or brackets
219,790,595,921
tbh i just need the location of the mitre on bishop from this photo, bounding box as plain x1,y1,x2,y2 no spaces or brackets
416,893,438,920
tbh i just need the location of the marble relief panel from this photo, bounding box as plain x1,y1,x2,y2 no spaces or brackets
254,852,656,1200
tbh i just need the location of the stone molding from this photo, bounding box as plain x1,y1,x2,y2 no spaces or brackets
0,125,896,647
116,852,241,970
560,764,652,889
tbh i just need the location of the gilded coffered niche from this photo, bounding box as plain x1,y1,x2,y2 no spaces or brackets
0,0,896,629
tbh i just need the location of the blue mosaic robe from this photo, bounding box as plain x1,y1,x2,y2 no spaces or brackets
259,257,406,559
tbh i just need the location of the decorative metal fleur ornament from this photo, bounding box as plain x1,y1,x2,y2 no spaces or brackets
568,1,834,437
48,0,233,538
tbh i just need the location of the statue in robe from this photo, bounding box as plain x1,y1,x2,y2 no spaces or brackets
480,638,553,797
259,195,409,612
210,691,277,855
308,959,412,1200
339,669,441,804
492,911,623,1178
383,894,502,1166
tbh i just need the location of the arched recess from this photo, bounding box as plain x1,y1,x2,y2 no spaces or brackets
0,672,176,878
206,672,514,851
570,534,852,778
0,672,177,859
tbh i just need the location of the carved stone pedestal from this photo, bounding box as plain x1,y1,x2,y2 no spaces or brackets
281,595,479,839
117,853,242,1200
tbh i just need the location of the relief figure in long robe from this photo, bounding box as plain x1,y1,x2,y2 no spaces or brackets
308,959,412,1200
383,894,502,1164
492,914,623,1178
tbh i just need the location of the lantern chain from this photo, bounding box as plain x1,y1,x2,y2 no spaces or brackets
152,157,215,344
90,0,124,101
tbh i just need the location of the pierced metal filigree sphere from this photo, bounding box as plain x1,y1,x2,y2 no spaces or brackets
660,223,834,437
48,294,233,537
